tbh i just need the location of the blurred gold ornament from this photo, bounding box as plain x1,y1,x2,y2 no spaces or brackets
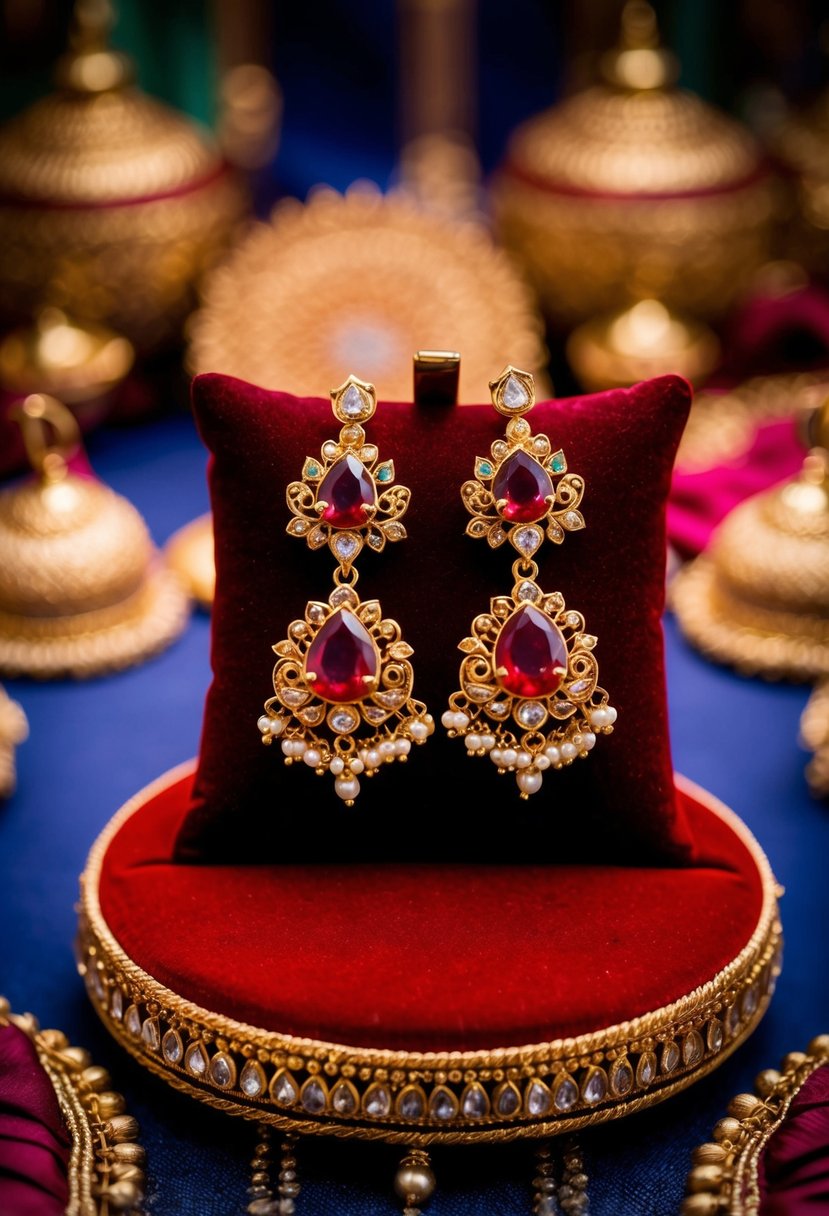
0,685,28,798
672,401,829,680
189,183,549,402
0,393,189,679
164,513,215,611
492,1,776,324
0,0,246,354
567,298,720,392
770,88,829,276
801,680,829,798
0,307,133,403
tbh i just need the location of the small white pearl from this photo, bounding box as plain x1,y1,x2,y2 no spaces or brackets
606,706,617,724
571,733,583,748
268,717,285,736
515,751,533,769
335,776,360,801
501,748,518,768
561,742,577,761
480,734,496,750
441,710,456,729
491,748,503,766
536,754,551,770
395,738,411,755
466,734,482,751
590,708,610,728
281,739,296,757
365,749,381,769
303,748,321,767
454,713,470,730
379,741,395,758
257,715,271,734
582,731,596,750
349,757,365,774
517,770,543,795
545,745,561,765
329,757,345,775
410,721,428,741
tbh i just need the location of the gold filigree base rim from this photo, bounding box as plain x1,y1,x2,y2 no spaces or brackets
78,762,781,1146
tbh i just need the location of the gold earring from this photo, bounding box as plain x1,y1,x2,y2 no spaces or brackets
257,375,433,804
442,366,617,799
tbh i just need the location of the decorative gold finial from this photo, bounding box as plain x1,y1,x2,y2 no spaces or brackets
55,0,133,94
601,1,679,90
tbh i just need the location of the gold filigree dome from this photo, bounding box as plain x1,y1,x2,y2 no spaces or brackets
0,86,221,206
0,475,152,618
507,85,762,196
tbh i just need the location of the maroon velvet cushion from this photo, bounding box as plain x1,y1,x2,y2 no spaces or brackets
177,372,694,864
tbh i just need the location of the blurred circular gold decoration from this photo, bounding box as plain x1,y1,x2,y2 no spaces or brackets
0,0,247,355
680,1034,829,1216
189,183,549,402
801,680,829,798
0,686,27,798
567,298,720,392
0,307,134,403
672,403,829,680
0,394,189,679
164,513,215,611
771,88,829,276
492,1,776,325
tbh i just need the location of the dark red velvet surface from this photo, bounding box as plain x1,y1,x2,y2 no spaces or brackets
0,1022,69,1216
100,769,763,1051
179,372,694,864
759,1064,829,1214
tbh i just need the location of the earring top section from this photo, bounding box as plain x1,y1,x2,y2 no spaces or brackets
489,365,536,418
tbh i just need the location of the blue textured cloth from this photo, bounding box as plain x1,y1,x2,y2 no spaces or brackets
0,414,826,1214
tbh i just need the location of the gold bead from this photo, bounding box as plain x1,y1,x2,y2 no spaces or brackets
808,1035,829,1058
727,1093,763,1120
101,1180,142,1210
80,1065,111,1091
394,1164,436,1204
109,1163,144,1183
97,1091,127,1118
104,1114,140,1142
754,1068,781,1096
712,1117,742,1143
39,1028,68,1050
691,1144,727,1167
57,1046,92,1072
686,1164,724,1192
110,1142,146,1166
782,1051,808,1071
680,1196,721,1215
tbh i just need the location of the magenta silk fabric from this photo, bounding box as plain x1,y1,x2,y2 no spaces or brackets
0,1022,70,1216
759,1064,829,1214
668,416,804,558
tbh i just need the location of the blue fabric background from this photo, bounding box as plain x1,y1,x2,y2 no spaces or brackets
0,414,826,1214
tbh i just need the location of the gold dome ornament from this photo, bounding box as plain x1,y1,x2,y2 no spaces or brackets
0,0,246,355
189,182,549,402
0,307,134,405
0,686,27,798
0,394,189,679
672,399,829,681
492,1,776,325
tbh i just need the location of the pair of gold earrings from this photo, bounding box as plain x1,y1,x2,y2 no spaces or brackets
256,367,617,804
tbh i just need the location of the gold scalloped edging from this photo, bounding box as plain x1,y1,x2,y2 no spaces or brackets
77,762,782,1146
681,1034,829,1215
0,996,145,1214
671,555,829,683
0,567,189,680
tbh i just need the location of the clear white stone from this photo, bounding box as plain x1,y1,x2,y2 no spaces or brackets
462,1086,489,1118
301,1080,327,1113
503,375,529,409
209,1053,234,1088
583,1071,607,1104
141,1018,160,1051
568,679,590,694
330,586,357,607
271,1072,298,1105
495,1085,520,1116
489,702,509,718
397,1089,425,1119
467,684,493,702
333,535,359,560
185,1043,207,1075
125,1006,141,1037
517,701,546,728
331,708,358,732
281,689,309,707
162,1030,183,1064
365,1086,391,1117
514,526,541,556
517,581,539,602
332,1082,358,1114
527,1080,552,1116
554,1077,578,1110
638,1056,655,1085
341,385,368,417
110,989,124,1020
240,1061,265,1097
662,1043,680,1073
429,1089,458,1120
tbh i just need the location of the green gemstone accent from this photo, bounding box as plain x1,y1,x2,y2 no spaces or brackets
478,460,493,477
550,455,565,473
307,463,320,477
377,466,392,482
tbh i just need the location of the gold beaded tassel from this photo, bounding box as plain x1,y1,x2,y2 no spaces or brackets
246,1126,300,1216
533,1137,590,1216
443,366,617,799
394,1148,436,1215
257,375,433,805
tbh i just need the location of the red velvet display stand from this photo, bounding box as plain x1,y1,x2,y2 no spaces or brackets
78,373,781,1142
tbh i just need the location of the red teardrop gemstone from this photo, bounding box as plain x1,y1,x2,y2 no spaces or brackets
319,455,376,528
492,450,553,522
494,604,568,698
305,609,378,702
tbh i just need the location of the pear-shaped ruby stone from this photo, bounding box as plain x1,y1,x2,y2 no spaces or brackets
305,609,378,702
492,450,553,522
494,604,568,698
319,455,376,528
